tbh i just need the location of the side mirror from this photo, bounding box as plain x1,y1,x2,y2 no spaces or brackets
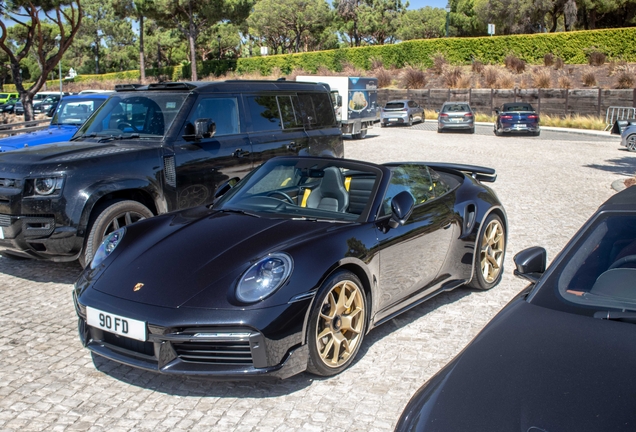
513,246,547,284
214,177,240,199
388,191,415,229
195,118,215,139
336,95,342,107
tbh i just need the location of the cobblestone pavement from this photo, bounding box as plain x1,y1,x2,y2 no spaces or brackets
0,127,632,432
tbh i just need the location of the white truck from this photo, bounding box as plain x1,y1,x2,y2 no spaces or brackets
296,76,380,139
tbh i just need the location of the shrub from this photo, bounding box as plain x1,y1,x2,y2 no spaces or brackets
496,71,515,88
472,60,485,74
505,54,526,73
483,66,499,88
582,70,597,86
431,53,447,75
558,75,572,89
370,57,384,70
374,67,392,88
588,50,606,66
532,68,552,88
401,66,426,89
555,57,564,70
341,61,364,76
616,71,635,89
443,66,464,88
544,53,554,67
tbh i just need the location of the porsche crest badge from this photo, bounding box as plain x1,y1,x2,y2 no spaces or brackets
133,283,144,292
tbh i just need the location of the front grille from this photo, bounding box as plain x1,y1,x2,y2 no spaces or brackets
0,214,12,227
173,340,252,365
0,178,17,187
102,332,155,357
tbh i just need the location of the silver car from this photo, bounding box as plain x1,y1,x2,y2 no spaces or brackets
619,123,636,151
380,100,424,127
437,102,475,133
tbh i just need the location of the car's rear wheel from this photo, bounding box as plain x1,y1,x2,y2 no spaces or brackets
352,129,367,139
494,126,502,136
408,115,413,126
469,213,506,290
81,200,153,268
470,127,475,134
306,271,367,377
627,134,636,152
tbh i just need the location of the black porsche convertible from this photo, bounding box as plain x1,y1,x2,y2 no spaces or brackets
396,185,636,431
74,156,507,379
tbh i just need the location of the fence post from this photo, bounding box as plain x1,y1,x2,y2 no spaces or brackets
598,88,602,117
427,88,431,110
513,88,517,102
565,89,569,117
468,88,472,105
447,88,451,102
490,88,494,113
537,89,541,116
633,88,636,108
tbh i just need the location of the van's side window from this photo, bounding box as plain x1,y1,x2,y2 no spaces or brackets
188,97,240,136
277,96,303,129
247,96,282,131
298,92,335,127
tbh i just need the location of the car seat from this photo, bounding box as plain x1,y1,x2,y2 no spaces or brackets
306,167,349,212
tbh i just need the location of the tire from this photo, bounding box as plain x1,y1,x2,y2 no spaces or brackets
380,122,386,128
627,134,636,152
470,127,475,134
81,200,153,268
437,127,443,133
494,127,502,136
306,270,367,377
358,129,367,139
408,115,413,126
469,213,506,290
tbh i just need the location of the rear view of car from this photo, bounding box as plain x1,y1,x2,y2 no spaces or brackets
381,100,424,127
494,103,540,136
437,102,475,133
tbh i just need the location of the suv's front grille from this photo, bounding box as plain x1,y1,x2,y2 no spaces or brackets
0,214,12,226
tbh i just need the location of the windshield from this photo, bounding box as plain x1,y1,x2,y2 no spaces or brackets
75,92,188,139
51,98,106,126
533,212,636,312
215,158,380,222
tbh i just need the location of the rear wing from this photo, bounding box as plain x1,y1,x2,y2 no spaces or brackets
611,119,636,135
384,162,497,183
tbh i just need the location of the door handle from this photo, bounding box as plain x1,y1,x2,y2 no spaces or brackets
233,148,250,158
287,142,300,151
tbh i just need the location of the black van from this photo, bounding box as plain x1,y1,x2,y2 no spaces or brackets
0,80,343,266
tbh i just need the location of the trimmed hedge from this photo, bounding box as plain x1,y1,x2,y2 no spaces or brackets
236,27,636,75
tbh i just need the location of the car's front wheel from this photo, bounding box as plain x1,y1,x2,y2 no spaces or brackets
469,213,506,290
627,134,636,152
81,200,153,268
306,271,367,377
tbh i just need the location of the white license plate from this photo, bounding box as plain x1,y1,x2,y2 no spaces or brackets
514,124,526,128
86,306,147,341
389,118,398,122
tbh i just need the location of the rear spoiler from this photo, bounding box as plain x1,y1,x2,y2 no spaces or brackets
385,162,497,183
611,118,636,135
427,162,497,183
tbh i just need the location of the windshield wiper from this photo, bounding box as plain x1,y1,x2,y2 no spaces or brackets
97,133,140,143
594,311,636,323
217,208,261,218
70,132,97,141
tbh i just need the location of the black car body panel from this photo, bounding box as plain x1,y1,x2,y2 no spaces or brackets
494,102,540,135
0,81,343,263
396,185,636,431
74,156,507,379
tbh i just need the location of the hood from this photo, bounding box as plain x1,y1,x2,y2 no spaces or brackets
0,140,142,171
400,300,636,432
91,209,332,309
0,125,78,151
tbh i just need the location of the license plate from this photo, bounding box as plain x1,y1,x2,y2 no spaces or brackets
86,306,147,341
389,118,398,122
515,124,526,128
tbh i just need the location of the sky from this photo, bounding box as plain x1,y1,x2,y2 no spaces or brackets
407,0,449,9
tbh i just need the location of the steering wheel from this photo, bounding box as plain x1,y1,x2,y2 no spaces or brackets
608,254,636,270
267,191,295,204
117,121,141,132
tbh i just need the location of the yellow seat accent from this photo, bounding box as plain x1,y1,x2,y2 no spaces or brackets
344,176,351,191
281,177,292,186
301,188,312,207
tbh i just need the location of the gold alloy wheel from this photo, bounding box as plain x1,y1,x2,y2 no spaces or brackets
316,280,365,368
480,219,505,283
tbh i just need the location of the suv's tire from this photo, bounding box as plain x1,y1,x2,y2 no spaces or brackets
306,270,367,377
81,200,153,268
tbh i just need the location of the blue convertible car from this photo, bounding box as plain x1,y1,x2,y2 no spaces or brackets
0,93,109,152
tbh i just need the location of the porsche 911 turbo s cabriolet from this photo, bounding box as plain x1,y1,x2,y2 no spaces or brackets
396,185,636,432
74,156,507,379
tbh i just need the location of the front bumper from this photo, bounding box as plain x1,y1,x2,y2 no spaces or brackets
74,287,312,380
0,213,79,260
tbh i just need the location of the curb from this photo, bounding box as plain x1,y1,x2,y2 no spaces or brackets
474,122,619,138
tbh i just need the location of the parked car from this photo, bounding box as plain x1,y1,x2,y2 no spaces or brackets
494,102,540,136
0,96,20,114
30,91,68,114
0,92,18,105
0,80,343,266
380,99,424,127
396,185,636,432
611,118,636,152
0,94,109,152
436,102,475,133
34,94,61,115
74,155,507,379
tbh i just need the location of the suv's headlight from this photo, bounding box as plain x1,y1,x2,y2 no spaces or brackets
90,228,125,269
31,176,64,196
236,253,293,303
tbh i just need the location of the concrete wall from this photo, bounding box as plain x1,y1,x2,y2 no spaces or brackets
378,88,636,118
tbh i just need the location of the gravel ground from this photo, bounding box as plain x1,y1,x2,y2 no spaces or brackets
0,126,631,432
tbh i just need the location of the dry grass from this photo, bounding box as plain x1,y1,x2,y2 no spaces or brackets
443,66,464,88
496,71,515,88
401,66,427,89
541,113,606,130
340,61,364,76
588,51,606,66
555,57,565,70
616,71,635,89
472,60,485,74
557,75,573,89
582,69,597,87
625,177,636,188
374,67,393,88
505,54,526,74
532,68,552,88
482,66,499,88
431,53,447,75
544,53,554,67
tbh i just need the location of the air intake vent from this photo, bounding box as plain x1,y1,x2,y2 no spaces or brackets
164,156,176,187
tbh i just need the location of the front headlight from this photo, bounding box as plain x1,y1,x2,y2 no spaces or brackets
90,228,125,269
236,253,293,303
32,176,64,196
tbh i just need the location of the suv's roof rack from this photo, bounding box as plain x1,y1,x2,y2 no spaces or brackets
114,84,145,92
147,82,197,91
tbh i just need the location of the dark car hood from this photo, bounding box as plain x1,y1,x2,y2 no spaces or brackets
0,125,77,151
92,210,333,309
402,300,636,432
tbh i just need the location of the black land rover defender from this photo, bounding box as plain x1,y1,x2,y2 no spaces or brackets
0,81,343,266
